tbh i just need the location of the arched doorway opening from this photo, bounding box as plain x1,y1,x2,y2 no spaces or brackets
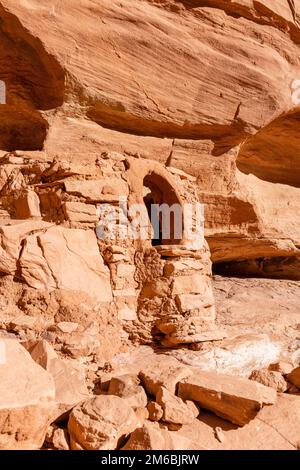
143,172,183,246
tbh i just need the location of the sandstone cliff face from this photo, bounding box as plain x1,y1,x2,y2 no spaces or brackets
1,0,299,275
0,0,300,451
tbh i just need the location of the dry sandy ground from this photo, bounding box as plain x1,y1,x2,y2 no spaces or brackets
213,275,300,343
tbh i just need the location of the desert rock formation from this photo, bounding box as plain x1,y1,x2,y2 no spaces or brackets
0,0,299,451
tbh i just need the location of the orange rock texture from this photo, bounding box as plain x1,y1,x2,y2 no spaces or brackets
0,0,299,451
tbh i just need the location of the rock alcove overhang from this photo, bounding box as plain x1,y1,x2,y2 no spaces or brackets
237,109,300,188
0,3,65,151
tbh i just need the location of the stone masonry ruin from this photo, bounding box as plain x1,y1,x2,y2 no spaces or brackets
0,150,218,349
1,0,300,452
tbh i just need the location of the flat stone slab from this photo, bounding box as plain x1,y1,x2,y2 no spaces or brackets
178,369,276,426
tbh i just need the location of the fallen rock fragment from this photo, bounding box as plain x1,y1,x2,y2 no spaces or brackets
108,374,147,409
68,395,137,450
249,369,288,393
121,423,165,450
45,425,69,450
0,339,55,450
48,357,90,420
51,427,70,451
59,322,102,359
177,394,300,450
186,400,200,419
139,357,193,395
156,386,196,425
147,401,163,422
178,370,276,426
27,340,90,419
215,427,225,443
122,422,202,450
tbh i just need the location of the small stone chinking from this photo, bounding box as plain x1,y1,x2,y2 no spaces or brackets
0,0,300,455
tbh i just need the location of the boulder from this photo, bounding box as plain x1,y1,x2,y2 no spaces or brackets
121,422,201,451
139,357,193,396
28,340,89,419
68,395,137,450
156,387,196,425
249,369,288,393
58,322,102,359
45,424,69,451
147,401,163,422
121,423,165,450
0,339,55,450
178,370,276,426
48,357,90,420
51,427,69,451
108,374,147,409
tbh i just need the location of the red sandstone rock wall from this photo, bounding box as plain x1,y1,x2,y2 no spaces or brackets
1,0,299,274
0,0,300,451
